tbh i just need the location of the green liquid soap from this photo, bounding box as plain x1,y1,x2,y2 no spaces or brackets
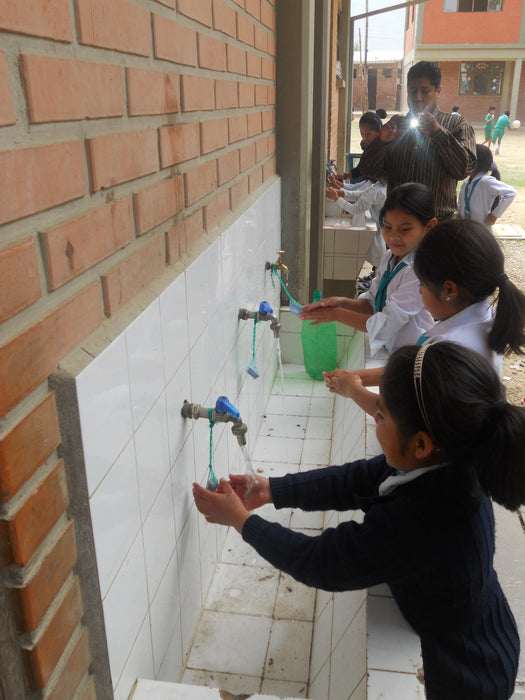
301,290,337,380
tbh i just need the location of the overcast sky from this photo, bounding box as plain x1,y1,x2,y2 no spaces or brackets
351,0,406,54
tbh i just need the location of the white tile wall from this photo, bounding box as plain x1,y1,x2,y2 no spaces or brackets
75,182,283,696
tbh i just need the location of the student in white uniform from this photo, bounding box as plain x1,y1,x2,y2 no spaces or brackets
326,177,387,267
300,183,436,356
458,144,516,232
323,219,525,416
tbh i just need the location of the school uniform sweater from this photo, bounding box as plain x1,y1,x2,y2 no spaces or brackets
242,455,519,699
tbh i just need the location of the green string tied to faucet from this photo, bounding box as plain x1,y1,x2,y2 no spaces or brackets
246,311,260,379
206,408,219,491
270,264,303,316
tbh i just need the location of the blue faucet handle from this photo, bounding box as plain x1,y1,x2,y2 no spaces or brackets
215,396,240,419
259,301,273,314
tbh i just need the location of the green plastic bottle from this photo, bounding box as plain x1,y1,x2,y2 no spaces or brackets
301,290,337,380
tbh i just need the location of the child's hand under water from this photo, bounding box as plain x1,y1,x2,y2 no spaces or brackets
193,479,250,532
228,473,272,511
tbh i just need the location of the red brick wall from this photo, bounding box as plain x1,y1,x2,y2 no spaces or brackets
327,0,339,164
352,62,401,112
438,61,507,124
0,0,276,696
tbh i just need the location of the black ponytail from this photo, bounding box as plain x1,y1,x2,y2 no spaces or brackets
381,343,525,511
414,219,525,355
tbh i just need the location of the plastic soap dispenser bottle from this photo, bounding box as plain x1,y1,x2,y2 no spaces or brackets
301,290,337,380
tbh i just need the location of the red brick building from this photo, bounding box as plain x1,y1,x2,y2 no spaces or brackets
403,0,525,123
352,51,402,113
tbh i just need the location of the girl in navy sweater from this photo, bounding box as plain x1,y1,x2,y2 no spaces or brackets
193,342,524,699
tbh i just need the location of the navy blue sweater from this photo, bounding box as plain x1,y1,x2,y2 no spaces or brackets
242,455,519,699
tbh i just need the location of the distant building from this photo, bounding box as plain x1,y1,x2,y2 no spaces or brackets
352,50,402,113
404,0,525,122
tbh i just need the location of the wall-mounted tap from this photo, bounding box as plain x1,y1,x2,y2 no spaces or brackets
265,250,289,278
181,396,247,446
238,301,281,339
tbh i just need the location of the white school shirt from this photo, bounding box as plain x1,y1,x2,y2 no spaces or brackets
458,173,516,231
358,249,434,356
335,181,387,267
418,299,503,375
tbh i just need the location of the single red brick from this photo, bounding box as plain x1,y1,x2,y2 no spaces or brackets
102,237,166,316
178,0,212,26
263,156,276,180
41,198,134,289
212,0,236,37
5,461,68,566
166,210,203,263
14,521,77,633
255,83,267,105
134,176,184,235
0,239,41,324
236,13,255,45
215,80,238,110
226,44,246,75
230,176,249,210
0,141,87,226
127,67,179,116
88,129,159,191
238,81,255,107
22,55,123,123
260,1,275,29
0,51,15,125
200,118,229,154
256,136,269,161
0,393,60,501
247,111,262,137
246,51,261,78
153,14,197,67
249,165,263,192
268,84,276,104
262,56,274,80
254,25,268,53
204,191,230,231
240,142,256,171
217,150,240,185
262,108,275,131
180,74,215,112
184,161,218,206
0,0,73,42
23,578,83,689
268,132,276,152
198,33,227,72
0,284,103,418
159,123,201,167
228,114,248,143
245,0,260,20
267,33,276,57
77,0,150,55
47,626,90,700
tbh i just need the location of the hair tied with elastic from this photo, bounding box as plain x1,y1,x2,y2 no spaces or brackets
497,273,508,286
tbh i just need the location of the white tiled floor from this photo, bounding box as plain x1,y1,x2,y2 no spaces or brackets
182,365,331,698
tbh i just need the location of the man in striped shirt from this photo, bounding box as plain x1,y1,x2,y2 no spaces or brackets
358,61,477,220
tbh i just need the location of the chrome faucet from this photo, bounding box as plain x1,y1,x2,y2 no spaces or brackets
180,397,247,447
238,301,281,339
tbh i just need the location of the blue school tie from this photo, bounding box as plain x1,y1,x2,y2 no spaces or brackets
416,331,429,345
374,256,407,312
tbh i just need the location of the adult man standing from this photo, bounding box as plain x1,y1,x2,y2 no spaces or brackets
358,61,477,219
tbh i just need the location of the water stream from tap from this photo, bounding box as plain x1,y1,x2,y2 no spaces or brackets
275,337,285,394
